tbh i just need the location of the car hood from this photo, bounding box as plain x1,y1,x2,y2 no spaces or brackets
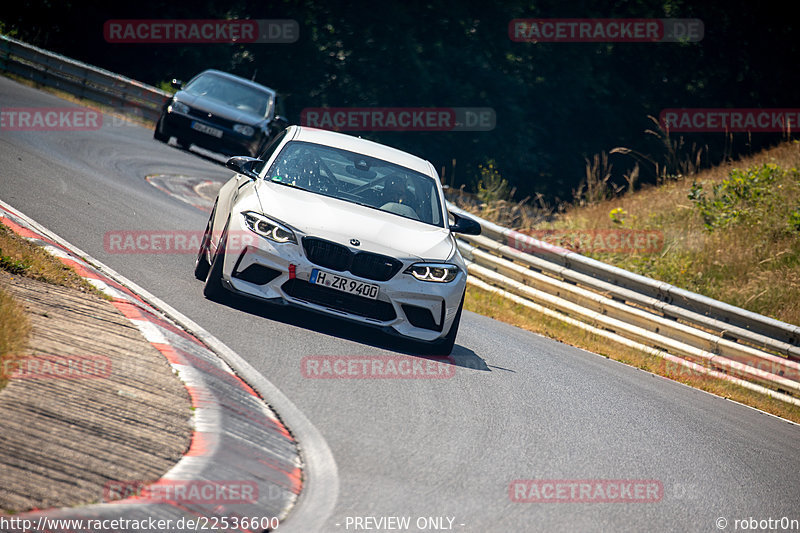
176,91,265,124
252,181,454,261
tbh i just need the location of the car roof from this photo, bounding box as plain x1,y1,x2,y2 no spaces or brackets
194,69,277,97
288,126,437,177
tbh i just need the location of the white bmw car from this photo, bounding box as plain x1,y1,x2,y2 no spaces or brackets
195,125,481,354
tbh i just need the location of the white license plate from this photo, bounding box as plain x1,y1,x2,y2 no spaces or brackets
191,121,223,138
310,269,379,300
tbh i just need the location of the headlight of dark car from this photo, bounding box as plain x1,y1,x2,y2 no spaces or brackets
233,124,255,137
405,263,459,283
242,211,297,244
169,100,190,114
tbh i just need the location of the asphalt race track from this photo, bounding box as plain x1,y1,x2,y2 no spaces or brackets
1,76,799,532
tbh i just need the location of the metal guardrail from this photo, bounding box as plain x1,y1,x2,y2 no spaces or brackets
0,34,170,121
448,203,800,405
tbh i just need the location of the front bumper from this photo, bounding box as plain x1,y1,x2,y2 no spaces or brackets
217,217,465,342
157,108,260,157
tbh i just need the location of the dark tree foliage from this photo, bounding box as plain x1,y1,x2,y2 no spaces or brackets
2,0,797,201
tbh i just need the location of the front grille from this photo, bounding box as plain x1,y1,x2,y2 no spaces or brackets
302,237,402,282
401,303,444,332
282,279,396,321
303,238,351,271
351,252,401,281
187,108,236,129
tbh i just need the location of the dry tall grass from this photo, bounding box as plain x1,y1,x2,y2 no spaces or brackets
449,140,800,326
557,141,800,326
0,223,104,294
0,220,107,388
0,287,30,387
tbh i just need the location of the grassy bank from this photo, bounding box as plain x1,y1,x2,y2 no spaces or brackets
543,142,800,326
0,287,29,388
0,223,106,292
457,140,800,422
0,222,107,389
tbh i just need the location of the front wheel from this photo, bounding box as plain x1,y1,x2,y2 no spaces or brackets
203,225,229,301
425,293,464,356
153,116,169,142
194,202,216,280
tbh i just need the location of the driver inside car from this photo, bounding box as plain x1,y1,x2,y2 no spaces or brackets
382,175,417,206
380,175,421,220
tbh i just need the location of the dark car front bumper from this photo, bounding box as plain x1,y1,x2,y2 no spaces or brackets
156,108,263,157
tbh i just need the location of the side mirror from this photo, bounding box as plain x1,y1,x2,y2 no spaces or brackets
449,212,482,235
226,156,262,180
273,115,289,127
171,78,183,90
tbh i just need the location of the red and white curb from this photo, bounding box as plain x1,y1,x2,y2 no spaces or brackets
0,199,339,532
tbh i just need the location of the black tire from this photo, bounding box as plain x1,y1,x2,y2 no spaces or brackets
203,225,229,301
194,203,216,280
426,292,464,356
153,116,169,142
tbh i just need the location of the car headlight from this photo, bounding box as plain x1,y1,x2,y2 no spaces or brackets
242,211,297,244
233,124,255,137
404,263,459,283
169,100,190,114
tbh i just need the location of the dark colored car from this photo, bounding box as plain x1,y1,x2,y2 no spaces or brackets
154,69,288,157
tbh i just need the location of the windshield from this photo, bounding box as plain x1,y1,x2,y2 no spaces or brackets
184,72,273,119
264,141,445,227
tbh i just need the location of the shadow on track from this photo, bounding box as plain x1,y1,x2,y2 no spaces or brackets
209,287,490,373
